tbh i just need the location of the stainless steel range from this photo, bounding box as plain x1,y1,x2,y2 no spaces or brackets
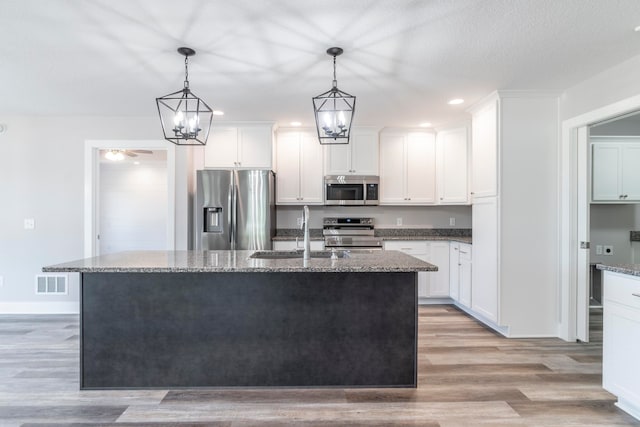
323,217,383,250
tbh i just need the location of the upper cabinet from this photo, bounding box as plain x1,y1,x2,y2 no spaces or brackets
436,126,470,204
470,100,498,198
324,128,379,176
275,129,324,205
592,140,640,202
204,123,274,169
379,130,436,205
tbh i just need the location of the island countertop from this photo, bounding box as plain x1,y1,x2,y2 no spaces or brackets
43,250,437,273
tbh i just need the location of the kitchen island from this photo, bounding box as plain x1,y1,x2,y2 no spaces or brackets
44,250,436,390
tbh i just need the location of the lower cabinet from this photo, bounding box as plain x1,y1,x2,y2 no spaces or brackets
449,242,472,308
384,240,449,299
602,270,640,421
272,240,324,251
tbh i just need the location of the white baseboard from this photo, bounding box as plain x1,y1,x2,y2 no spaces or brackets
0,301,79,314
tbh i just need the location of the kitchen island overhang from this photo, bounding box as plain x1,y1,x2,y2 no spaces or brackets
44,250,436,390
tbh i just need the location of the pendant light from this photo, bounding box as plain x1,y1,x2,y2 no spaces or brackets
156,47,213,146
312,47,356,145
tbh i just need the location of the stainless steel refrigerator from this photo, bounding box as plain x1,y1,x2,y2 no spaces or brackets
195,170,275,250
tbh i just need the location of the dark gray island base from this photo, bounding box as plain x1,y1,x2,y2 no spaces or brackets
45,250,436,389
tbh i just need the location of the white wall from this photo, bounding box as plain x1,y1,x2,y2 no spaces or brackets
99,160,168,254
0,115,190,313
276,205,472,229
561,53,640,121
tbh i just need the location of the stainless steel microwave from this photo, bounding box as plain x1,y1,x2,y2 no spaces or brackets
324,175,379,206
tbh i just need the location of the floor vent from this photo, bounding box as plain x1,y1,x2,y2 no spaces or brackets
35,274,68,295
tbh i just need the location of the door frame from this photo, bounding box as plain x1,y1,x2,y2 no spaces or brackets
559,93,640,341
84,140,176,257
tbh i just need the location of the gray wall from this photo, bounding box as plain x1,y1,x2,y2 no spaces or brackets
0,115,191,312
277,205,472,229
590,204,640,265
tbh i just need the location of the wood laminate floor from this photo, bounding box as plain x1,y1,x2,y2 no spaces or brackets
0,305,637,426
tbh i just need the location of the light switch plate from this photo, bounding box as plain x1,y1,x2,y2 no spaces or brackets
596,245,603,255
24,218,35,230
396,218,403,226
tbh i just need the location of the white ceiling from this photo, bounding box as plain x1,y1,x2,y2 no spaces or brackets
2,0,640,128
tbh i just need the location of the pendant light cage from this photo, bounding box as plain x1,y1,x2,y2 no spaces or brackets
312,47,356,145
156,47,213,146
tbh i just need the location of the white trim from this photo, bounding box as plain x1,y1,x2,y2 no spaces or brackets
559,93,640,341
84,140,176,257
0,302,78,314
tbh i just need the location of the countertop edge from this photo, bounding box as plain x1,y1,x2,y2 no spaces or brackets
596,263,640,277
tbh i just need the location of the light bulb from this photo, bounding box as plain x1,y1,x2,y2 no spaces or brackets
173,110,184,127
188,115,198,133
338,111,346,127
323,112,332,128
105,150,124,161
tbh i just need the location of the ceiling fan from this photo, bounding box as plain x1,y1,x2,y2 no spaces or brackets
104,149,153,161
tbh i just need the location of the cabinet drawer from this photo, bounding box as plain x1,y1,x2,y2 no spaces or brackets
603,271,640,309
459,243,472,260
384,241,428,255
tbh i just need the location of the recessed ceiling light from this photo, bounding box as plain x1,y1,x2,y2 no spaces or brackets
290,121,302,127
419,122,432,128
133,161,140,165
635,25,640,32
212,110,225,116
448,98,464,105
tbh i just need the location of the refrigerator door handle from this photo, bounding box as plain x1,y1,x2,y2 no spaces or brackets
233,184,239,250
228,183,234,247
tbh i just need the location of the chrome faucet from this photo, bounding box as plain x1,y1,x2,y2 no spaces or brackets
301,205,311,260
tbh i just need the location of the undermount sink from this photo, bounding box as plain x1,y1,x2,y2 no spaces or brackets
250,250,349,259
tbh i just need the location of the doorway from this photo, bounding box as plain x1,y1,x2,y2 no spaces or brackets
84,140,176,257
560,96,640,342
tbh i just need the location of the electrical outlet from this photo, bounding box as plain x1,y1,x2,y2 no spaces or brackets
24,218,35,230
596,245,603,255
604,245,613,256
449,217,456,226
296,217,303,227
396,217,403,226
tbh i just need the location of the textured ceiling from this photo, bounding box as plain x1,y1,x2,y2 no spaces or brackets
1,0,640,128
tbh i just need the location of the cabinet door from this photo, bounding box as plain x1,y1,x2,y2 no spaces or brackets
379,133,407,204
351,131,379,175
592,144,621,201
425,241,450,297
471,197,498,322
438,127,469,204
406,132,436,204
621,144,640,201
238,127,272,169
299,132,324,204
204,127,238,168
459,244,472,308
449,242,460,301
324,143,351,175
471,101,498,197
275,133,302,204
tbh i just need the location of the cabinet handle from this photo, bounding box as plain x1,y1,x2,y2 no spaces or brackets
633,293,640,298
454,248,458,251
460,251,468,254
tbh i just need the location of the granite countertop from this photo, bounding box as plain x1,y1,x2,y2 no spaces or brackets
43,250,437,273
273,228,472,244
596,263,640,277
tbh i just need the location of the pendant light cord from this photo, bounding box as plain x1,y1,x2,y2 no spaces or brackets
184,55,190,89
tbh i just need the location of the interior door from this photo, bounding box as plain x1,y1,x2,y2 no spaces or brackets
576,125,590,342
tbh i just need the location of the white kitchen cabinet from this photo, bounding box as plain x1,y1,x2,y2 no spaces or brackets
275,130,324,205
468,91,558,337
592,141,640,202
458,243,472,309
383,240,449,299
602,270,640,421
449,242,460,301
379,131,436,205
324,128,379,175
436,126,470,204
204,124,273,169
471,100,498,198
273,240,324,251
